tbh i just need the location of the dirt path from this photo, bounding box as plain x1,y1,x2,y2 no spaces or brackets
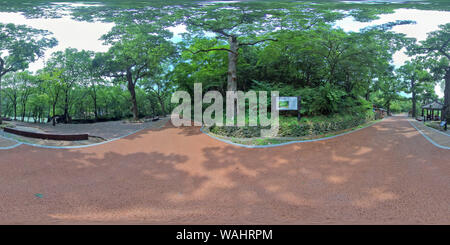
0,116,448,224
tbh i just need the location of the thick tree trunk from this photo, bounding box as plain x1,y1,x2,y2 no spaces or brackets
127,70,139,120
411,77,416,118
227,36,239,92
443,68,450,124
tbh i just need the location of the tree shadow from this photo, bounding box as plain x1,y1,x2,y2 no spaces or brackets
0,116,448,224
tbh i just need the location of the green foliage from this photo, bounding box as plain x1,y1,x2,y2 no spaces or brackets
210,111,375,138
1,1,446,126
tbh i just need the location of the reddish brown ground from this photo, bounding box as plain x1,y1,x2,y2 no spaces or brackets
0,116,448,224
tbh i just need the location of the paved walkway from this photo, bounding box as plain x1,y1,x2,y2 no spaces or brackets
0,116,448,224
0,135,19,148
9,118,169,140
409,119,450,148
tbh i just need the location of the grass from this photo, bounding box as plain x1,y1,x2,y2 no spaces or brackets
424,121,446,132
0,123,15,129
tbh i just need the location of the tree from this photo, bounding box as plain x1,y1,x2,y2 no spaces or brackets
142,71,174,117
46,48,92,123
374,75,402,115
0,23,57,124
96,24,176,120
28,93,49,123
17,72,35,121
38,69,63,126
397,60,434,118
408,23,450,123
2,73,20,120
178,2,342,92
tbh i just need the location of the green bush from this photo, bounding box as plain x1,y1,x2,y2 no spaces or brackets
210,110,375,138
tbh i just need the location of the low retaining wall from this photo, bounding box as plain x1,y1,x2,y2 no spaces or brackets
4,127,88,141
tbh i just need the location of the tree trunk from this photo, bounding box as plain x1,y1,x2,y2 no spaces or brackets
227,36,239,92
64,90,69,124
52,103,56,126
93,94,98,121
157,95,166,116
0,75,2,125
127,70,139,120
92,85,98,121
13,103,17,121
443,68,450,124
21,103,26,122
411,76,416,118
387,102,391,116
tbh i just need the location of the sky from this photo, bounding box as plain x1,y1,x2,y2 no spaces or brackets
0,4,448,97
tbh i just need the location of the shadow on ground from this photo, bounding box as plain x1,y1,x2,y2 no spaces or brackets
0,116,448,224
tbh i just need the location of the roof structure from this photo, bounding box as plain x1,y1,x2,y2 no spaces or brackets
422,101,444,110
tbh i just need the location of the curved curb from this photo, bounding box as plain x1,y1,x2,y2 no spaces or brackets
408,120,450,150
200,118,385,149
0,122,167,150
0,141,23,150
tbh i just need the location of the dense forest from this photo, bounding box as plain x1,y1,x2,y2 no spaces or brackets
0,0,448,131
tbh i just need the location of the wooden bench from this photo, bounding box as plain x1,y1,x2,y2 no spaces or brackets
3,127,89,141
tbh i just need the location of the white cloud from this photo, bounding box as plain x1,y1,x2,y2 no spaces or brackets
335,8,450,98
336,8,450,66
0,12,114,72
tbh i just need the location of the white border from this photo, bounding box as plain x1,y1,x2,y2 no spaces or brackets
408,120,450,150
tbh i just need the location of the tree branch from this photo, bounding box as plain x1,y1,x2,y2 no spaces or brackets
239,38,278,46
187,48,237,55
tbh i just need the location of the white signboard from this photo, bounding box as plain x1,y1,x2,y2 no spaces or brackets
276,97,298,111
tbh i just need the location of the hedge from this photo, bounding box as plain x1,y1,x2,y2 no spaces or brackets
209,112,374,138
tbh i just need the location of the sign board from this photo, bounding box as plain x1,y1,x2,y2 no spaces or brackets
120,84,127,91
276,97,298,111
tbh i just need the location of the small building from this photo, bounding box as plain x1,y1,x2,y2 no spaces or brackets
373,106,387,119
421,101,444,121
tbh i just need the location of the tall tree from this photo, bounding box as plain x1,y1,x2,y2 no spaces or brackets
375,75,403,115
16,72,35,122
408,23,450,123
178,2,341,92
46,48,92,123
397,60,433,118
0,23,57,124
2,73,20,120
38,69,63,126
84,54,105,121
96,24,176,120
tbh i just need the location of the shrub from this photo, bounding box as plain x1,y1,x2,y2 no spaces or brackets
210,111,375,138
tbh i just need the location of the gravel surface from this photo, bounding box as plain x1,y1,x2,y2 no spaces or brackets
0,116,448,224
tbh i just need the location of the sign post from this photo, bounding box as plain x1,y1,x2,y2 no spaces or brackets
276,96,301,121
